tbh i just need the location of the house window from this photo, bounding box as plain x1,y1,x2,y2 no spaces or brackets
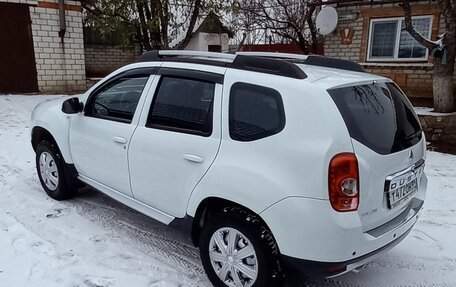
367,16,432,61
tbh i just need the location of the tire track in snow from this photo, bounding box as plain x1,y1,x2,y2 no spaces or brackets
74,197,201,259
66,194,208,285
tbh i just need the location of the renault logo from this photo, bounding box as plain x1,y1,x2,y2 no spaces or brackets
409,150,414,161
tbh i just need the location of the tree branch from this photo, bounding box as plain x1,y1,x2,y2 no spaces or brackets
135,0,152,50
401,1,437,50
237,32,247,51
177,0,202,49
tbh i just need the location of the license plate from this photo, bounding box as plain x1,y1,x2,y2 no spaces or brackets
387,179,418,209
385,161,424,209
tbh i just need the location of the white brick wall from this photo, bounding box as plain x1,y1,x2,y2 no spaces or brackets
31,5,86,92
2,0,86,92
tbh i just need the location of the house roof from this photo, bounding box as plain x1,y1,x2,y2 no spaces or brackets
195,11,234,37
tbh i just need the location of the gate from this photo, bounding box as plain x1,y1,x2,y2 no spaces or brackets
0,3,39,93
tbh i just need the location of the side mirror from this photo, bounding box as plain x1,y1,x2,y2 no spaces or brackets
62,97,83,114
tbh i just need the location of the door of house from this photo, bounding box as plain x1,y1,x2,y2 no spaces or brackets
0,3,39,93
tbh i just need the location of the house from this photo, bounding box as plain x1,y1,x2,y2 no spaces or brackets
322,0,454,105
170,11,234,52
0,0,86,94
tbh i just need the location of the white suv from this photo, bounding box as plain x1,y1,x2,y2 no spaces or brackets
31,51,427,287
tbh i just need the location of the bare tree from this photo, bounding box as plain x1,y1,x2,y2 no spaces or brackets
402,0,455,113
236,0,322,53
83,0,203,50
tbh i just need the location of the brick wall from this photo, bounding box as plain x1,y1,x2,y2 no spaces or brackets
2,0,86,93
85,44,141,77
324,5,364,62
324,2,456,100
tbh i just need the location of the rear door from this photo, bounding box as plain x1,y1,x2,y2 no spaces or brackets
128,66,224,218
328,82,426,230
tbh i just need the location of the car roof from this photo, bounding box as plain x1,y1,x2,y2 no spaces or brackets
131,50,390,89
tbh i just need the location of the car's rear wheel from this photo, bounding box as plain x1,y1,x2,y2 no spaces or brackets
36,140,75,200
199,207,282,287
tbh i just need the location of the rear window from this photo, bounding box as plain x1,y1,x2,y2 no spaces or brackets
328,82,422,155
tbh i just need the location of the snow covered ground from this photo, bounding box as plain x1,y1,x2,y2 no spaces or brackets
0,94,455,287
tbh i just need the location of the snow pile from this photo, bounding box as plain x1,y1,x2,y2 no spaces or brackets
0,95,455,287
414,106,456,116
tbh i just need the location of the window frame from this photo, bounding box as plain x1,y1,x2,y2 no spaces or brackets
229,82,286,142
146,70,221,137
367,15,433,62
84,67,157,124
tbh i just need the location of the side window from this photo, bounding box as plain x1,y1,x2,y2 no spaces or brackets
147,76,215,136
229,83,285,141
86,76,149,123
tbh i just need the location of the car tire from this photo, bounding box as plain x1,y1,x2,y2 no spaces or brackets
199,207,283,287
36,140,75,200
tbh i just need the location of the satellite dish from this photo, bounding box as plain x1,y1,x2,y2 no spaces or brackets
316,7,338,36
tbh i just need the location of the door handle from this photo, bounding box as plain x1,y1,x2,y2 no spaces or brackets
113,136,127,144
183,154,204,163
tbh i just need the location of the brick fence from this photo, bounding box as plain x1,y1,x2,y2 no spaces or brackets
85,44,141,77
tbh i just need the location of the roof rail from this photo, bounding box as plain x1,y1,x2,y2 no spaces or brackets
136,50,235,63
303,55,366,73
230,55,307,79
159,50,235,61
235,51,309,61
136,50,308,80
236,52,366,73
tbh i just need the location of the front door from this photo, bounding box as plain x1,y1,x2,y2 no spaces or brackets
70,71,154,196
129,68,223,218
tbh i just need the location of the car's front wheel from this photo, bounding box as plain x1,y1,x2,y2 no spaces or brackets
199,207,282,287
36,140,74,200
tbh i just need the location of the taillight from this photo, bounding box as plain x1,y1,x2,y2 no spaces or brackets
328,153,359,212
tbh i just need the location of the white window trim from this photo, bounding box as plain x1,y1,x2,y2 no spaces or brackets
367,15,433,62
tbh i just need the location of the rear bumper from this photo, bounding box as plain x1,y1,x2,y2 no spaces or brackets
260,175,426,277
281,224,413,278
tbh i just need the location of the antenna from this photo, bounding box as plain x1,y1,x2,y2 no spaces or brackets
316,7,339,36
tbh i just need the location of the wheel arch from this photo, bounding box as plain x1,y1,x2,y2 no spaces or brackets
189,197,279,250
32,126,81,193
31,126,58,151
31,122,73,163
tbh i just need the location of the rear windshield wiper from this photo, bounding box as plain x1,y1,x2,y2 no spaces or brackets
405,129,422,142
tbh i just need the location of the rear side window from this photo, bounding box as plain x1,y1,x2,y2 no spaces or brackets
147,76,215,136
328,82,422,155
229,83,285,141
